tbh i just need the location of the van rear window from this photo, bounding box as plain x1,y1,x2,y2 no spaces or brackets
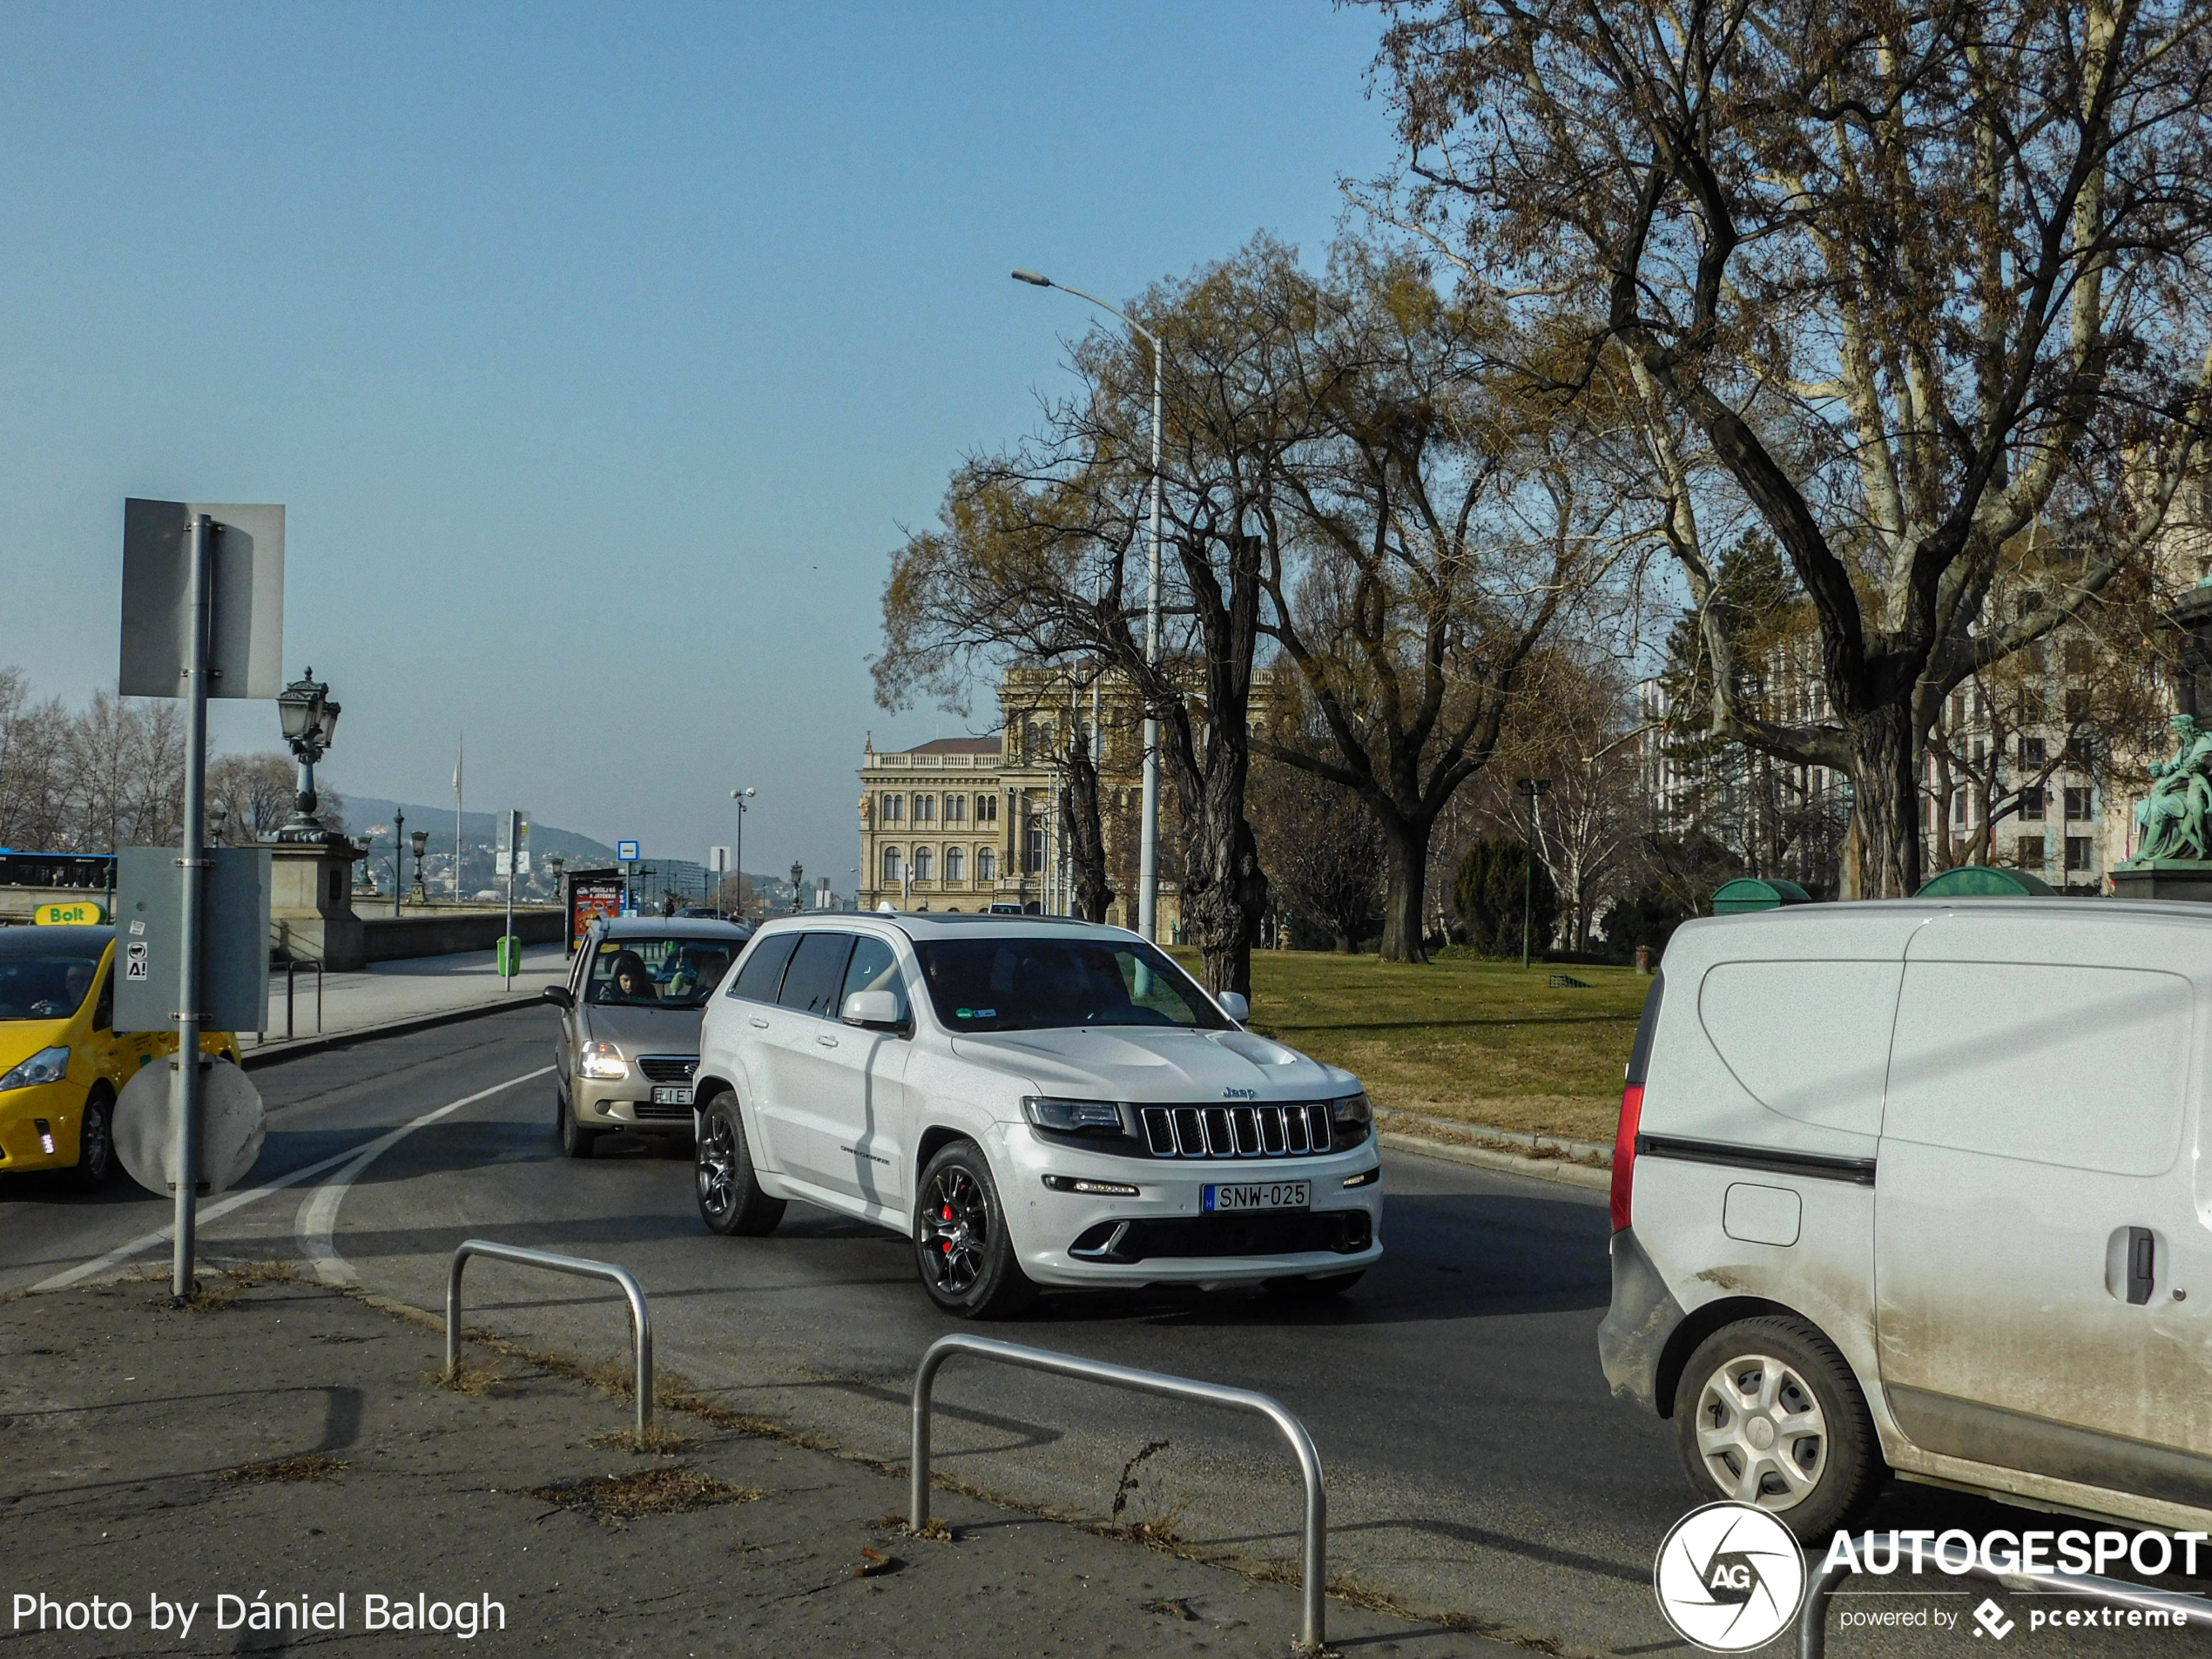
1625,973,1663,1084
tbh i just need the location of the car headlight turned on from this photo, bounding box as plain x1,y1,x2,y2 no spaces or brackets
0,1046,70,1092
578,1041,627,1082
1022,1096,1126,1136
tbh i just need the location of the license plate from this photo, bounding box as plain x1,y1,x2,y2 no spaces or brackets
1204,1180,1309,1212
651,1085,693,1106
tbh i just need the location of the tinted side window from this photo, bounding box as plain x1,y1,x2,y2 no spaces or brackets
778,933,856,1019
728,933,799,1003
839,935,910,1024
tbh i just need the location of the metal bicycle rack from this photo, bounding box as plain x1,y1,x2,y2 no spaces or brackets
283,956,323,1040
445,1240,654,1436
1802,1532,2212,1656
909,1333,1330,1652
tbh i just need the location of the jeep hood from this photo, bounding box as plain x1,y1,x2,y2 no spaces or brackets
948,1025,1352,1103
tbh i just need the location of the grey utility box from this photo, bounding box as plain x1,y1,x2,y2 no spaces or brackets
112,846,272,1035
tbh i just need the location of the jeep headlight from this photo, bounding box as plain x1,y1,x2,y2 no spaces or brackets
0,1046,71,1092
1022,1096,1126,1136
1329,1092,1372,1127
578,1041,628,1082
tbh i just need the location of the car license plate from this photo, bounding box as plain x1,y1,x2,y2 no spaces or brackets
651,1085,693,1107
1204,1180,1309,1212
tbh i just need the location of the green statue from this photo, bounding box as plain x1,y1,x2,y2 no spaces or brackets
2133,714,2212,860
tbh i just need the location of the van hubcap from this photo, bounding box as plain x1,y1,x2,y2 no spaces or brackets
1693,1353,1827,1511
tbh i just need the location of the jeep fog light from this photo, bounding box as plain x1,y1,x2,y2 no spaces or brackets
1043,1174,1141,1197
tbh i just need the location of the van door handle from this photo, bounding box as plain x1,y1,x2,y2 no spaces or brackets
816,1035,840,1049
2128,1227,2156,1305
747,1016,770,1030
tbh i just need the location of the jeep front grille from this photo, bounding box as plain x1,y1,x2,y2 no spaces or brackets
1138,1103,1335,1159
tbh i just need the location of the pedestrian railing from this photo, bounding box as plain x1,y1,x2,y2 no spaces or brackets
909,1333,1329,1653
283,956,324,1040
1802,1532,2212,1657
445,1240,653,1436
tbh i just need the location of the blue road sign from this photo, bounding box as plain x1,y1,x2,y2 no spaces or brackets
617,840,639,862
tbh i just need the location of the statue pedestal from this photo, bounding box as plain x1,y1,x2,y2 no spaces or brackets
2111,860,2212,904
266,835,367,968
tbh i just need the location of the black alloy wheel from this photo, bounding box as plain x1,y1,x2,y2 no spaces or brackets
69,1089,115,1191
914,1142,1035,1319
694,1094,786,1237
556,1086,598,1159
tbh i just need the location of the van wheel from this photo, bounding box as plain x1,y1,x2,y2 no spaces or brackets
914,1141,1035,1319
695,1095,785,1236
69,1089,116,1191
556,1088,599,1159
1674,1316,1882,1540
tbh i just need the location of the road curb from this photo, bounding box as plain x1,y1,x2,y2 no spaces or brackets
239,994,548,1070
1379,1130,1611,1191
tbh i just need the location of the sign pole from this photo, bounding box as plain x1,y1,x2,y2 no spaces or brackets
502,810,518,988
171,513,212,1301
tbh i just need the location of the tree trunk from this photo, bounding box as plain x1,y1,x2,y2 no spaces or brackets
1185,809,1267,995
1377,813,1431,964
1844,704,1921,899
1058,739,1115,925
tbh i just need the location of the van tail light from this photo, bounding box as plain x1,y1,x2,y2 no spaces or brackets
1609,1083,1642,1233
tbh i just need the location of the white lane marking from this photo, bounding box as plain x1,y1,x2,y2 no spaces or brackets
297,1066,552,1285
32,1067,551,1292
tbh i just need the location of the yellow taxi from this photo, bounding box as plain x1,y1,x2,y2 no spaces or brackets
0,924,242,1190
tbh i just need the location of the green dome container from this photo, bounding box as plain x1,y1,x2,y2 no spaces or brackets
1916,865,2056,898
1711,877,1815,914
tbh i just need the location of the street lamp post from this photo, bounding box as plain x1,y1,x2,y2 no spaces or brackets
1012,268,1164,942
392,806,406,916
1516,777,1552,969
409,830,429,904
273,668,342,841
730,787,754,921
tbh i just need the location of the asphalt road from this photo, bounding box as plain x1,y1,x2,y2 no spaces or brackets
3,1008,2197,1658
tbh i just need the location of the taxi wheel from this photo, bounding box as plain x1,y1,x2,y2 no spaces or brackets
556,1087,600,1159
69,1088,116,1191
914,1141,1035,1320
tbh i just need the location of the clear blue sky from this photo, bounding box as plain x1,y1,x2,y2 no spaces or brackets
0,1,1398,886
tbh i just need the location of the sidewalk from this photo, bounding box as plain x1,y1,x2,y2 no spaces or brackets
1,1272,1497,1657
246,941,570,1050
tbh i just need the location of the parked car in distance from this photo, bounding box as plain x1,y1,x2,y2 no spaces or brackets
691,913,1381,1318
0,924,242,1189
1602,898,2212,1541
543,915,750,1157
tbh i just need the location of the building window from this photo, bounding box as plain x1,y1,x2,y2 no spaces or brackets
945,846,964,882
2020,736,2046,768
2064,688,2090,722
2066,835,2093,872
2016,835,2046,868
914,846,934,880
2064,786,2091,821
977,793,998,823
880,793,903,823
915,794,935,823
977,847,996,881
946,794,967,823
882,846,902,882
1951,788,1967,826
2064,639,2092,674
1025,823,1045,873
2019,786,2045,821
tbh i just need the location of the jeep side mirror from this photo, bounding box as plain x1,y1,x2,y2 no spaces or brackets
841,988,902,1030
541,984,574,1011
1217,991,1250,1024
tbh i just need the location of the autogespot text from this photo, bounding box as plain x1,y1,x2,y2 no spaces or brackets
1822,1527,2208,1579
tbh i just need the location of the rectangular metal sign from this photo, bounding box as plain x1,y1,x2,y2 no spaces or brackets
617,840,640,862
111,847,272,1034
118,500,286,699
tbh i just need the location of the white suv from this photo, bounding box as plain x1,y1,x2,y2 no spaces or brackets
691,913,1383,1317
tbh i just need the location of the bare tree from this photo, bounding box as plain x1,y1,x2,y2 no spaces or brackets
1251,763,1385,951
1360,0,2212,894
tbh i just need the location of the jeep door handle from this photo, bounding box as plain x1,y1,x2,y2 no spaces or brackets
748,1016,770,1029
815,1035,840,1049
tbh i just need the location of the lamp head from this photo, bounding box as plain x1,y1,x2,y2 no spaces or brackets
409,830,428,858
1010,269,1051,287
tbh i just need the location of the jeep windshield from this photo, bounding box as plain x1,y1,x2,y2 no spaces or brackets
586,937,738,1009
913,936,1229,1033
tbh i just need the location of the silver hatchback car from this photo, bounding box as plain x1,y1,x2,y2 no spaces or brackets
543,915,750,1157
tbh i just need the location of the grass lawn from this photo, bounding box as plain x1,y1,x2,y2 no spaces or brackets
1173,948,1649,1145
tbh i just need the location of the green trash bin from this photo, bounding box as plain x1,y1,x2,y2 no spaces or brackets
1711,877,1814,914
1915,866,2056,898
496,935,523,976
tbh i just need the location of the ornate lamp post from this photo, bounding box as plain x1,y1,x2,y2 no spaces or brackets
273,668,342,841
789,860,805,914
409,829,429,903
391,806,406,916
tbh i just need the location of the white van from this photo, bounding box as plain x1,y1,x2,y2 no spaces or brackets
1600,899,2211,1540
